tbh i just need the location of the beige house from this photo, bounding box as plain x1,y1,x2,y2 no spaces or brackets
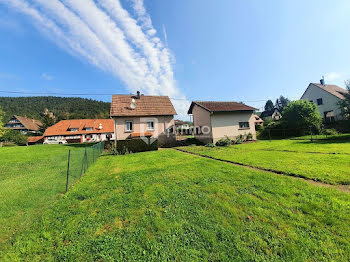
110,92,177,147
260,108,282,121
188,101,257,144
301,81,348,122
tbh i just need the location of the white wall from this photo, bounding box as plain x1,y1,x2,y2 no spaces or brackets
211,112,256,143
301,84,343,120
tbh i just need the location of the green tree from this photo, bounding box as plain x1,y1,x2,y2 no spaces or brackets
282,100,322,131
0,107,7,138
264,100,274,111
0,130,28,145
338,80,350,120
275,95,290,111
39,114,56,134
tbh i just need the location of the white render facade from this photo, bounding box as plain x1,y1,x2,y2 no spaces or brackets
301,83,346,122
190,103,256,144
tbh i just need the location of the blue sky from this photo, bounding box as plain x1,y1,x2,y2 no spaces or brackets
1,0,350,117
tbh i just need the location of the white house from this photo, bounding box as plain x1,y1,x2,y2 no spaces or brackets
188,101,257,144
301,80,348,122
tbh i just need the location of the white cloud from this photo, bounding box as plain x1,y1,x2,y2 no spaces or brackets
324,72,342,82
41,73,53,81
2,0,189,117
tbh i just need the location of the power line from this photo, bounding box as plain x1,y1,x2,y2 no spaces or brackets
0,89,295,104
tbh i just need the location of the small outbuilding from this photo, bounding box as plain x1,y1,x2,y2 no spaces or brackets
188,101,257,144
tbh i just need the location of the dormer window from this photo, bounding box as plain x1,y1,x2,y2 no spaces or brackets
70,128,79,132
85,127,93,131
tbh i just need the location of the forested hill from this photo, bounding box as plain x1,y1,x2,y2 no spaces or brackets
0,96,111,122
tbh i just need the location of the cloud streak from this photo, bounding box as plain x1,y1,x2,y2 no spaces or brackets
2,0,188,116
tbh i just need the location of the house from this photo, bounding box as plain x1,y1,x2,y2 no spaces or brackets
188,101,257,144
175,120,192,135
27,136,44,145
260,108,282,121
43,119,115,143
253,114,264,126
110,91,177,147
301,80,349,122
4,115,42,134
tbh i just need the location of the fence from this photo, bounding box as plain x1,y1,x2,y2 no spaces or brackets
65,141,105,192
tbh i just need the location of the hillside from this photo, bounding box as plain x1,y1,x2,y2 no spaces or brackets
0,96,111,122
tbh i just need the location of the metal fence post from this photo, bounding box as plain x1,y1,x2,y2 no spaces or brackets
65,149,71,193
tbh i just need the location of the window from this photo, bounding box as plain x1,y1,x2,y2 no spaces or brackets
125,121,133,132
239,122,250,129
317,98,323,105
70,128,79,132
147,121,154,130
85,127,93,131
309,100,313,103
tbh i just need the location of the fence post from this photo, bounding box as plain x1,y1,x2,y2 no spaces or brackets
65,149,71,193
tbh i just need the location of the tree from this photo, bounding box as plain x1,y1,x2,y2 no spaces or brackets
282,100,322,131
275,95,290,111
39,111,56,134
0,130,28,145
264,100,274,111
0,107,7,139
338,80,350,120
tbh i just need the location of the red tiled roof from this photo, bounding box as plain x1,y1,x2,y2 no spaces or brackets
188,101,257,114
27,136,44,143
14,115,42,131
110,95,177,117
309,83,348,100
44,119,114,137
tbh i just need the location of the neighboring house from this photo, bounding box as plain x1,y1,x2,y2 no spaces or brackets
253,114,264,126
4,115,42,134
260,108,282,121
301,80,348,122
27,136,44,145
110,91,177,147
175,120,192,135
43,119,115,143
188,101,257,144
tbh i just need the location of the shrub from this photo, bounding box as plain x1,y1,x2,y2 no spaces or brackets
246,133,253,141
115,139,158,155
322,128,338,136
215,137,231,146
184,138,204,146
205,143,215,148
0,130,28,146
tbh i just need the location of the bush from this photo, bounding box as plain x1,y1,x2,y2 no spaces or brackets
246,133,253,141
184,138,204,146
321,128,339,136
205,143,215,148
215,137,231,146
115,139,158,155
0,130,28,146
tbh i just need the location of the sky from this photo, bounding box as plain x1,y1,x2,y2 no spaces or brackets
1,0,350,118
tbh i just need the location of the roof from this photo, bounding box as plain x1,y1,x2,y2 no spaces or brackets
13,115,42,131
260,108,280,118
44,119,114,137
253,114,264,123
305,83,349,100
188,101,257,114
110,95,177,117
27,136,44,143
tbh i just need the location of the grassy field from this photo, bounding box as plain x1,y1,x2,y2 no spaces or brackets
2,149,350,261
0,144,95,250
179,140,350,185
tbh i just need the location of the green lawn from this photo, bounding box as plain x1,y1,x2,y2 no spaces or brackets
2,150,350,261
0,144,93,249
179,140,350,185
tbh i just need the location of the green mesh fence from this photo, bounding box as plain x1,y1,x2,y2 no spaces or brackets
65,142,105,192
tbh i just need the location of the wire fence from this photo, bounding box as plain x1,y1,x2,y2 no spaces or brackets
65,141,105,192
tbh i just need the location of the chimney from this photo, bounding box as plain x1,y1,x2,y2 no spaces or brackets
320,76,325,85
136,91,140,99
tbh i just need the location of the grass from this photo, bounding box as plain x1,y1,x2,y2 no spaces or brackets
0,144,96,250
2,149,350,261
179,140,350,185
